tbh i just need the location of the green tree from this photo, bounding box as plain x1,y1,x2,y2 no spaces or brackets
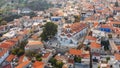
11,48,19,55
74,15,80,22
74,56,81,63
49,58,57,66
17,49,24,57
36,57,42,61
98,66,100,68
101,40,109,51
106,57,110,62
56,61,64,68
0,20,7,25
11,48,24,57
35,54,42,61
26,0,53,11
40,22,58,41
19,40,28,49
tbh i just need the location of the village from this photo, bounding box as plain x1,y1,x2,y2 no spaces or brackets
0,0,120,68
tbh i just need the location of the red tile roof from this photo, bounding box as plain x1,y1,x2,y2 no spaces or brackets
0,43,11,49
114,53,120,61
69,49,82,56
110,21,120,24
6,54,15,62
86,36,97,41
27,41,43,46
117,46,120,50
16,61,31,68
18,55,25,63
64,23,87,35
33,61,44,68
90,42,101,49
68,59,74,64
81,54,90,58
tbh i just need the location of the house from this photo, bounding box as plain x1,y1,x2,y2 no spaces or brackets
90,42,101,53
42,52,52,63
25,40,43,52
16,35,24,43
0,39,17,50
99,24,112,33
69,49,82,57
92,53,100,63
112,53,120,68
84,36,97,45
55,54,68,63
6,54,15,63
0,48,9,65
91,29,106,37
3,54,15,68
57,22,88,47
110,21,120,28
33,61,45,68
16,61,32,68
20,8,32,14
69,49,90,64
18,29,31,40
51,16,62,21
3,31,17,38
32,16,43,23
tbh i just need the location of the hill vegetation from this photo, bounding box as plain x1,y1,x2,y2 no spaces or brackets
26,0,53,11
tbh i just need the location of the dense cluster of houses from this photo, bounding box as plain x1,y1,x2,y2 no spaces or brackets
0,0,120,68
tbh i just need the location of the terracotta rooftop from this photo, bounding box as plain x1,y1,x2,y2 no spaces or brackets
31,35,39,40
6,54,15,62
110,21,120,24
0,42,13,49
117,46,120,50
33,61,44,68
69,49,82,56
18,55,25,63
86,36,97,41
11,38,19,42
100,24,112,28
94,22,99,27
55,55,67,61
114,53,120,61
27,40,43,46
63,23,87,36
90,42,101,49
81,54,90,58
16,61,31,68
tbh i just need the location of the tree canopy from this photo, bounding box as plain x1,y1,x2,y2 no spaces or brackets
0,20,7,25
74,15,80,22
101,40,110,51
49,58,64,68
74,56,81,63
40,22,58,41
26,0,53,11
